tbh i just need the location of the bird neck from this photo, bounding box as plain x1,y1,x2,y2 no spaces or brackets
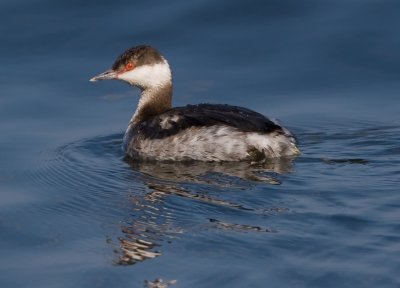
130,82,172,125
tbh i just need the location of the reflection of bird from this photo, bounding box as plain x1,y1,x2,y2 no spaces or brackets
126,158,294,185
145,278,177,288
91,45,300,161
113,157,293,265
114,182,276,266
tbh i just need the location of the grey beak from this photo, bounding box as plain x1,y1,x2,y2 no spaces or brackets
89,69,118,82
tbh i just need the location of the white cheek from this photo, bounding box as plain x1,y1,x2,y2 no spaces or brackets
118,61,171,88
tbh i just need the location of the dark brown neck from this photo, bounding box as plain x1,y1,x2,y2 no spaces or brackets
131,83,172,124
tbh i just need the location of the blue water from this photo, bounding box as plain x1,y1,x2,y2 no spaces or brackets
1,1,400,287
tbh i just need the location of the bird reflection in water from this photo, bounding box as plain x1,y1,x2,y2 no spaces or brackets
129,158,296,184
112,158,295,265
144,278,177,288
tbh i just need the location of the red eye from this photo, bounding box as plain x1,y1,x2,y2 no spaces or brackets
125,62,134,71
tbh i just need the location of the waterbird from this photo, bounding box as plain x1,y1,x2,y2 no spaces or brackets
90,45,299,161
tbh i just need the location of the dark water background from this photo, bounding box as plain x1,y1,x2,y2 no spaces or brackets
1,1,400,287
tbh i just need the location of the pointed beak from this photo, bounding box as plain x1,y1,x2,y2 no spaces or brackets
89,69,118,82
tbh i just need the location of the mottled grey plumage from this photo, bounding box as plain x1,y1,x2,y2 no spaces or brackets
123,104,298,162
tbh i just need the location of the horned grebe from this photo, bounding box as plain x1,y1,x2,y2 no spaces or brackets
90,45,300,161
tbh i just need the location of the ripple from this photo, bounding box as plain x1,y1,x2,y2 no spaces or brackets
29,134,133,218
298,123,400,169
28,133,296,265
208,218,277,233
321,158,369,165
26,121,400,271
28,121,400,268
19,120,400,288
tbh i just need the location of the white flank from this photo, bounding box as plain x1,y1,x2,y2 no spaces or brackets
126,125,300,161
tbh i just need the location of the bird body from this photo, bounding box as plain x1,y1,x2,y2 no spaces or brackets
90,45,299,162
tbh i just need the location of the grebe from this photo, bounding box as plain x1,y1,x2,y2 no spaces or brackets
90,45,299,161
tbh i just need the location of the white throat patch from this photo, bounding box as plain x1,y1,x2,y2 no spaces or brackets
118,59,172,89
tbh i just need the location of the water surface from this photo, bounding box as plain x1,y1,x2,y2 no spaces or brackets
1,1,399,287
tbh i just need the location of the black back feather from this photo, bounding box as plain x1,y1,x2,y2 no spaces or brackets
125,104,283,143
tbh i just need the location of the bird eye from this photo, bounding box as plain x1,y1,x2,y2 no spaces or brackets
125,62,134,71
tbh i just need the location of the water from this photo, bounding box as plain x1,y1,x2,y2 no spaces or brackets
1,1,399,287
